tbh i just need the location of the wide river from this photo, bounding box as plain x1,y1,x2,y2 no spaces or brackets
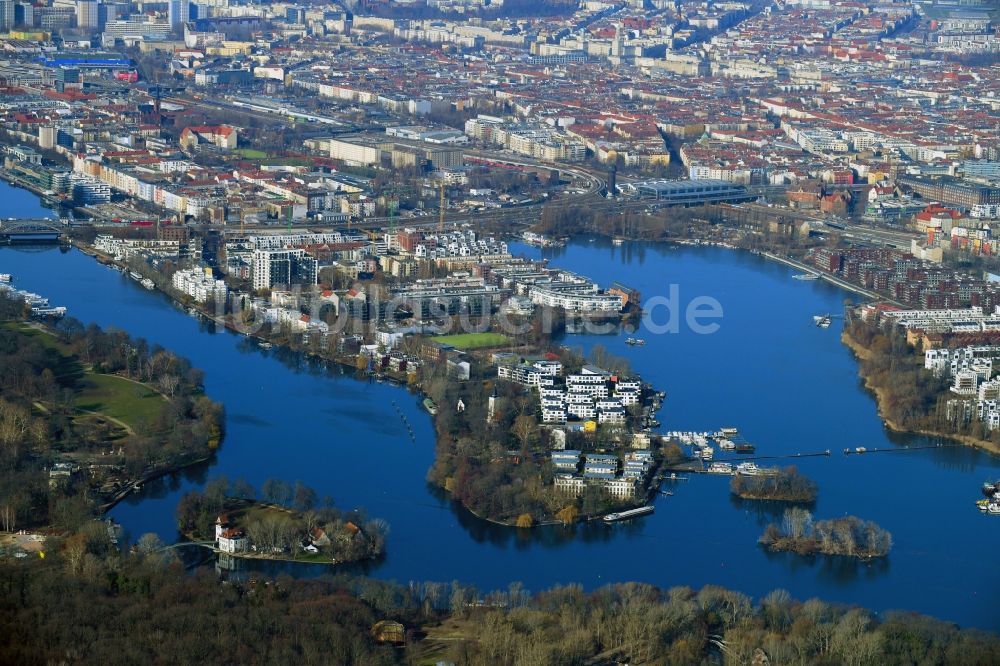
2,181,999,630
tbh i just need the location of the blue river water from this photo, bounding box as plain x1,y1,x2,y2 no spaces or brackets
2,181,999,630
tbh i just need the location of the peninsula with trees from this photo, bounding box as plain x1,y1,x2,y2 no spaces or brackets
0,291,224,535
842,312,1000,454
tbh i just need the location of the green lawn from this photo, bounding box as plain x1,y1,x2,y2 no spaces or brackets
235,148,269,159
433,332,511,350
74,373,164,430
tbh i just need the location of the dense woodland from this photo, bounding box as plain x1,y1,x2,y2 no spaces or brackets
1,548,998,665
730,467,818,503
0,296,223,532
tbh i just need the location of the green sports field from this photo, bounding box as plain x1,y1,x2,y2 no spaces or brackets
433,332,511,349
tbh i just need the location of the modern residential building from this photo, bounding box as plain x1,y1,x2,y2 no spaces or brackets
252,248,318,291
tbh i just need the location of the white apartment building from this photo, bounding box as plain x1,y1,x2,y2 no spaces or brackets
172,267,228,304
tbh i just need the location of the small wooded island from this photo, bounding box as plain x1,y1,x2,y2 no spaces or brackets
176,478,387,564
730,466,818,502
760,507,893,559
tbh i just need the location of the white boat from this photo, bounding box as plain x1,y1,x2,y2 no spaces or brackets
129,271,141,281
603,505,654,522
736,462,760,476
793,273,819,280
718,438,736,450
31,306,67,317
699,446,714,459
141,278,155,290
708,462,734,474
612,238,625,245
988,503,1000,515
0,274,11,283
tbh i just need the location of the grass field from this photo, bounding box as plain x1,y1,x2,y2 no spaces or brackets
433,332,511,349
235,148,269,159
74,373,164,430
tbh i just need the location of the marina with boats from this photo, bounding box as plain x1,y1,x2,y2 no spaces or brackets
978,480,1000,515
0,274,67,317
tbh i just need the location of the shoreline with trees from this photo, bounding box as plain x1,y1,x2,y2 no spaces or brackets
0,294,224,535
2,552,996,664
841,321,1000,456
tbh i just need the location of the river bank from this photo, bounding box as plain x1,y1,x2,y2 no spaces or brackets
99,455,213,513
841,330,1000,456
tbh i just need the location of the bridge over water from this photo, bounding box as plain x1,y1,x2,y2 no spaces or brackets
0,219,65,244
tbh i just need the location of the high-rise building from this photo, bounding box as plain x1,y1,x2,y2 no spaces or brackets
76,0,99,30
168,0,188,32
252,249,318,291
0,0,15,31
35,6,75,30
13,1,32,26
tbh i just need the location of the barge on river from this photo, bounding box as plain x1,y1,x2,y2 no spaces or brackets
603,505,654,523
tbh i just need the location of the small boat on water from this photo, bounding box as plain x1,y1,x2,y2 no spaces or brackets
814,314,832,328
258,342,272,350
708,462,734,475
129,271,141,281
736,462,760,476
423,397,438,415
793,273,819,280
625,338,646,346
603,505,654,522
989,503,1000,515
140,278,155,290
735,444,756,454
0,274,11,283
982,481,999,497
977,499,990,511
612,237,625,245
